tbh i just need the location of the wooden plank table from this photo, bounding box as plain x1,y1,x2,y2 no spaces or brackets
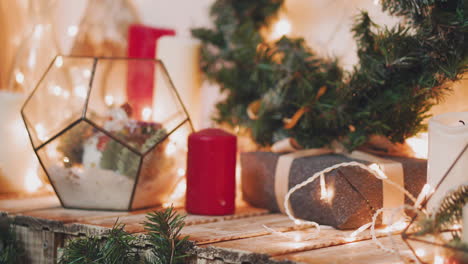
0,193,417,264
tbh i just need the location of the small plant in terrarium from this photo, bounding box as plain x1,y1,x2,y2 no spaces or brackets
22,56,193,210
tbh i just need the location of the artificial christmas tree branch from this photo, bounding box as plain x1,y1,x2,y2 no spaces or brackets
193,0,468,150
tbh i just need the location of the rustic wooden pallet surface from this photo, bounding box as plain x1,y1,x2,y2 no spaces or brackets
0,193,417,264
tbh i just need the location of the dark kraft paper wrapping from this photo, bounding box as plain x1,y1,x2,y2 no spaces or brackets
241,152,427,229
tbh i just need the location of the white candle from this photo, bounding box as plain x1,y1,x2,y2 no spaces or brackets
463,203,468,242
427,112,468,212
0,91,42,193
155,36,202,129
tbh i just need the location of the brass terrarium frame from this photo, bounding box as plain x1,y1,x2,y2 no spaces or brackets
21,55,194,211
402,143,468,263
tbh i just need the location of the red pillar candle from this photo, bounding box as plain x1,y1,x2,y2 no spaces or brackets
186,129,237,215
127,24,175,120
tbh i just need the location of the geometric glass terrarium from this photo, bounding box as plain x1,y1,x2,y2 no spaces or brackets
21,56,193,210
402,143,468,264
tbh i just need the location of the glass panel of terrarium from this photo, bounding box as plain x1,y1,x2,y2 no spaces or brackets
22,56,94,149
130,120,193,210
86,58,189,154
404,237,440,264
37,121,139,210
152,60,190,132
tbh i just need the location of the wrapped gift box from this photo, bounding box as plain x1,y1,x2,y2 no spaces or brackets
241,152,427,229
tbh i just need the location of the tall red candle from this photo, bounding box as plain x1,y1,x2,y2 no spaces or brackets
127,24,175,120
186,129,237,215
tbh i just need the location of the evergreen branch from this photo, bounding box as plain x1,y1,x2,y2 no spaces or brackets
58,206,191,264
59,223,140,264
144,207,190,264
416,185,468,243
435,185,468,236
192,0,467,150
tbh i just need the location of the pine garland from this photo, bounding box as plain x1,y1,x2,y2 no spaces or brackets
416,185,468,244
59,224,140,264
58,206,191,264
193,0,468,150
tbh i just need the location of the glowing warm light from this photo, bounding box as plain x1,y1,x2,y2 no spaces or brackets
349,222,372,241
104,95,114,106
83,69,92,78
415,183,432,209
67,25,78,36
167,178,186,206
236,164,241,179
292,233,302,242
63,90,70,99
25,167,42,192
33,24,44,38
344,236,357,242
74,85,87,98
165,142,177,155
28,50,37,68
35,124,47,141
55,56,64,68
369,163,387,179
405,132,428,159
46,142,60,159
379,221,407,234
434,255,444,264
415,248,427,257
52,85,62,96
15,72,25,84
63,157,70,163
177,168,185,177
320,174,327,200
271,18,292,40
319,173,335,202
142,107,153,121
